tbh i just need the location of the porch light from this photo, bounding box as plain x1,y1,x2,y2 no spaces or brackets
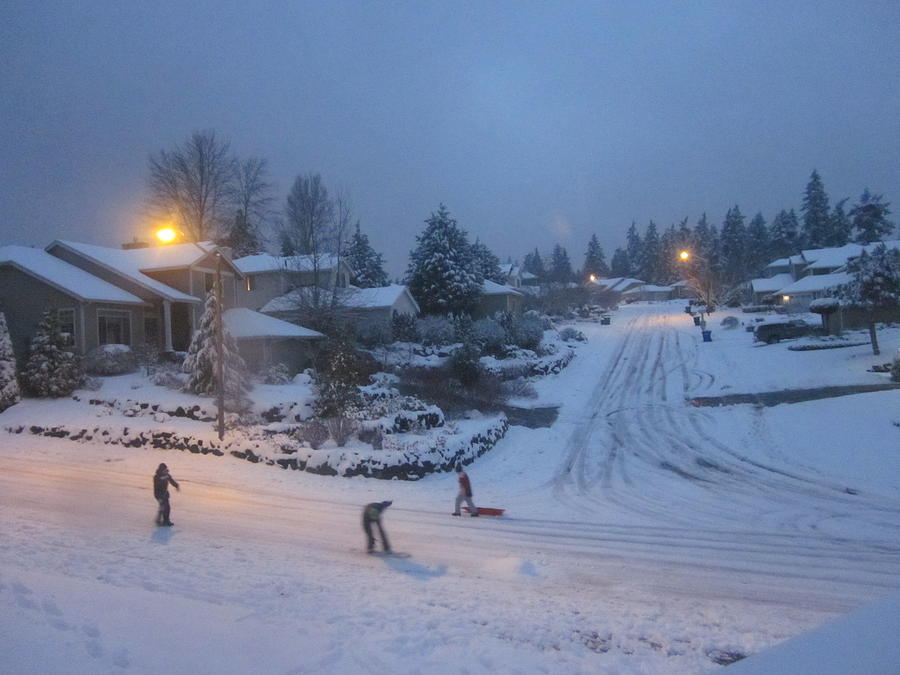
782,295,791,303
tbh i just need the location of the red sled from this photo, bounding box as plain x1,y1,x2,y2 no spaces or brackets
463,506,505,516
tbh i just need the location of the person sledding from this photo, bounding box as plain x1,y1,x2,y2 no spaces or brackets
362,501,392,553
153,463,180,526
452,465,478,517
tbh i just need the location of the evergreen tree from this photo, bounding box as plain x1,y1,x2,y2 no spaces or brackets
745,212,770,277
470,239,505,284
405,204,481,315
640,221,662,283
625,222,643,279
278,229,297,256
850,189,894,244
582,234,609,279
313,334,362,418
801,169,831,248
346,222,389,287
222,209,265,258
658,224,680,284
0,312,20,412
549,244,574,284
829,198,852,247
523,248,546,280
21,311,83,398
183,287,251,408
610,248,630,277
720,205,748,284
840,244,900,355
769,209,801,259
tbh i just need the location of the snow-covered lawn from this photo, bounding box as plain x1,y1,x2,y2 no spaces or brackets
2,302,899,673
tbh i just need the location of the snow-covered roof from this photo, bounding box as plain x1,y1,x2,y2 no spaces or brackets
0,245,144,305
636,284,673,292
261,284,419,314
520,271,537,280
498,263,520,277
764,256,801,270
602,277,645,292
47,240,202,303
801,244,865,271
234,253,342,275
223,308,323,340
481,280,523,296
777,271,852,295
750,273,794,294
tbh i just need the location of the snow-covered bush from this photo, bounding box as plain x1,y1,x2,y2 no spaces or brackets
719,316,740,330
417,316,455,346
451,313,474,342
524,309,553,330
510,316,544,352
472,317,507,356
502,377,537,399
132,342,160,376
391,313,419,343
313,336,362,418
84,344,137,375
21,311,84,398
0,312,20,412
559,326,586,342
358,426,384,449
151,363,187,389
448,342,482,387
327,417,357,447
299,419,329,449
261,362,292,385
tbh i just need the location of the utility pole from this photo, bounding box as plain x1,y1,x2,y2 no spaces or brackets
215,252,225,440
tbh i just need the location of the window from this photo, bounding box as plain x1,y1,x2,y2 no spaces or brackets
98,310,131,345
245,276,254,292
58,308,76,347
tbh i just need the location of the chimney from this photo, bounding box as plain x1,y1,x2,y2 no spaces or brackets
122,237,149,250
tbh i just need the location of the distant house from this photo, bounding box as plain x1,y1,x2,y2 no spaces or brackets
45,239,243,352
593,277,646,294
0,245,145,361
749,274,793,305
622,284,673,302
498,263,524,288
233,253,354,311
475,280,524,317
223,308,324,372
262,284,419,333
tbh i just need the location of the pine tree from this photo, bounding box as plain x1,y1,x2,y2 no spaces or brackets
829,198,852,247
0,312,20,411
313,334,362,418
346,222,389,287
640,221,661,283
523,248,546,280
582,234,609,279
222,209,265,258
610,248,630,277
720,205,748,284
745,212,770,277
840,244,900,355
405,204,481,316
658,224,680,284
625,222,642,279
21,311,83,398
470,239,505,284
183,288,251,408
769,209,801,259
549,244,574,284
801,169,831,248
850,189,894,244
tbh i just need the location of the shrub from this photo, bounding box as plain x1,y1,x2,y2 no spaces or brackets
720,316,740,329
261,363,292,385
299,419,329,449
510,317,544,351
327,417,358,447
391,313,419,342
559,327,586,342
358,426,384,449
452,313,474,342
472,318,507,356
84,345,137,375
448,342,483,387
132,342,160,376
417,316,456,346
151,363,187,389
502,377,537,399
357,322,392,348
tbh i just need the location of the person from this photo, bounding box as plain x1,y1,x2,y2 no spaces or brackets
362,501,392,553
452,465,478,516
153,463,180,526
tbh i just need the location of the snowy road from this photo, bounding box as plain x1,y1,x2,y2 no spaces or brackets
3,303,900,673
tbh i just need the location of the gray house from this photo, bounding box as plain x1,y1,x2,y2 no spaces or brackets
234,253,354,311
0,245,146,361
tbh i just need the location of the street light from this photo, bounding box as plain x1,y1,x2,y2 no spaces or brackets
679,250,691,261
156,227,178,244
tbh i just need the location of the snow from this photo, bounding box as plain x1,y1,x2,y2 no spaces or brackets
777,271,853,295
3,302,900,673
480,279,523,296
223,307,323,339
0,245,144,304
750,273,794,294
233,252,341,275
48,240,202,303
340,284,418,310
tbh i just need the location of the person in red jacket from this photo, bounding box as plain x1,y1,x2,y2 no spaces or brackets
452,465,478,516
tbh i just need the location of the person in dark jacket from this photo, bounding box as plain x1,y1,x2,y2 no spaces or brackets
362,501,392,553
153,463,180,526
452,465,478,516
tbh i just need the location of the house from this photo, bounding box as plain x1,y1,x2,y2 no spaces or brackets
45,239,243,352
622,284,673,302
223,308,324,372
498,263,524,289
593,277,646,294
749,274,793,305
475,280,524,317
0,245,146,361
261,284,419,334
776,271,854,310
233,253,354,311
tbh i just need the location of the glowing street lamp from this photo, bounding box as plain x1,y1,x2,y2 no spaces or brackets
156,227,178,244
678,250,691,261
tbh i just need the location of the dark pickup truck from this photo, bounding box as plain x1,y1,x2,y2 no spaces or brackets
753,319,817,344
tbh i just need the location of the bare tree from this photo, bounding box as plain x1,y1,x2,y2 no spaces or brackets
146,130,236,242
223,157,274,256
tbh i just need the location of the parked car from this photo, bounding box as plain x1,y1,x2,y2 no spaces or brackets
753,319,817,344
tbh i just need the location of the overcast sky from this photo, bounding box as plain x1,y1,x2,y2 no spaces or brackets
2,1,898,276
